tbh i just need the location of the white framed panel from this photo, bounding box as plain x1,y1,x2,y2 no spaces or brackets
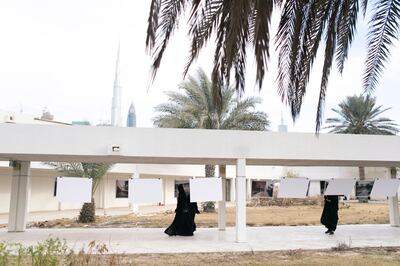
324,178,356,196
129,178,162,204
277,177,309,198
56,177,92,203
190,177,222,202
370,178,400,198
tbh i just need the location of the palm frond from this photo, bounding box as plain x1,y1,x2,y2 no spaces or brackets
250,0,273,89
184,0,223,77
336,0,359,73
363,0,400,92
45,162,113,195
146,0,162,53
147,0,187,82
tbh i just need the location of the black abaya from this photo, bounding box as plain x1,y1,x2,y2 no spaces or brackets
320,195,339,232
165,185,195,236
188,196,200,232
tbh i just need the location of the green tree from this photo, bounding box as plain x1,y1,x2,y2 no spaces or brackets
47,162,113,223
153,68,269,209
325,94,398,180
146,0,400,131
153,69,270,132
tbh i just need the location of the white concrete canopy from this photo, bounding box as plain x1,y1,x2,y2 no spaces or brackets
1,124,399,239
1,124,400,167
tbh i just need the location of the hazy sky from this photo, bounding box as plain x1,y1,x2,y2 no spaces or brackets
1,0,399,132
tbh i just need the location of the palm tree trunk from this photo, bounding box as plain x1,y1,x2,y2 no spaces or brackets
78,197,96,223
390,167,397,179
203,164,216,212
358,166,366,181
205,164,215,177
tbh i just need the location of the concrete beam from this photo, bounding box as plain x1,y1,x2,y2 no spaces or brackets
235,159,246,243
8,161,31,232
1,124,400,167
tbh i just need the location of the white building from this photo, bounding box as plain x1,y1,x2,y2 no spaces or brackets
0,117,396,215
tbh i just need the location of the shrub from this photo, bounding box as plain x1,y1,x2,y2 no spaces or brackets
0,238,124,266
247,196,323,207
202,201,216,212
79,199,96,223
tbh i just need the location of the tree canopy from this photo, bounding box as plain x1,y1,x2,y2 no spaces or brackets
153,68,270,131
325,94,399,135
146,0,400,131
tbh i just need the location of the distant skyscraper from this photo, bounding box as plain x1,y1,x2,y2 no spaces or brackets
111,42,122,127
127,102,136,127
278,113,288,133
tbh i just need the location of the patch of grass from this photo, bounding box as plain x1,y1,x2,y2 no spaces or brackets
128,248,400,266
331,242,351,251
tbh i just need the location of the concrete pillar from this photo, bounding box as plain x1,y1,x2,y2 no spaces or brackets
218,165,226,231
235,158,246,242
131,171,139,213
230,177,236,202
8,161,31,232
388,167,400,226
246,178,252,200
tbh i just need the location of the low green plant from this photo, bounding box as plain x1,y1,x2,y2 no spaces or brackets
202,201,216,212
0,237,123,266
0,242,10,266
26,238,69,266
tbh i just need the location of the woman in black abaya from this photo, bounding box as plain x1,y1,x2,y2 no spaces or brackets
165,184,195,236
188,195,200,232
320,195,339,235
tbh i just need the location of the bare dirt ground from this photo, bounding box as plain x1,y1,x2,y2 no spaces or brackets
26,202,390,229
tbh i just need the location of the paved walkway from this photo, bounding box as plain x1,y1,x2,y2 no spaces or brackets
1,225,399,253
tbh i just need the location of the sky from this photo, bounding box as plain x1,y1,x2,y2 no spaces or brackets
0,0,399,132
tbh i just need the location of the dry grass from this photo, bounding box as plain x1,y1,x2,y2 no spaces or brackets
125,247,400,266
3,239,400,266
27,202,390,228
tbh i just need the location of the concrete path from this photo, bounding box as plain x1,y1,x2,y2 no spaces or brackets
1,225,399,253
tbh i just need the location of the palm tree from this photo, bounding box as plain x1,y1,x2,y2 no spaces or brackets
146,0,400,131
153,68,269,209
153,68,270,134
153,68,270,173
47,162,113,223
325,94,398,180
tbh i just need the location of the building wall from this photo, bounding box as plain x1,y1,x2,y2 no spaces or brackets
0,168,12,213
0,165,398,214
0,110,70,125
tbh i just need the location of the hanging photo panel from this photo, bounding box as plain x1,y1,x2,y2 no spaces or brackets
56,177,92,203
129,178,162,204
189,178,222,202
277,178,309,198
370,178,400,198
355,180,374,199
251,180,279,198
324,178,356,196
